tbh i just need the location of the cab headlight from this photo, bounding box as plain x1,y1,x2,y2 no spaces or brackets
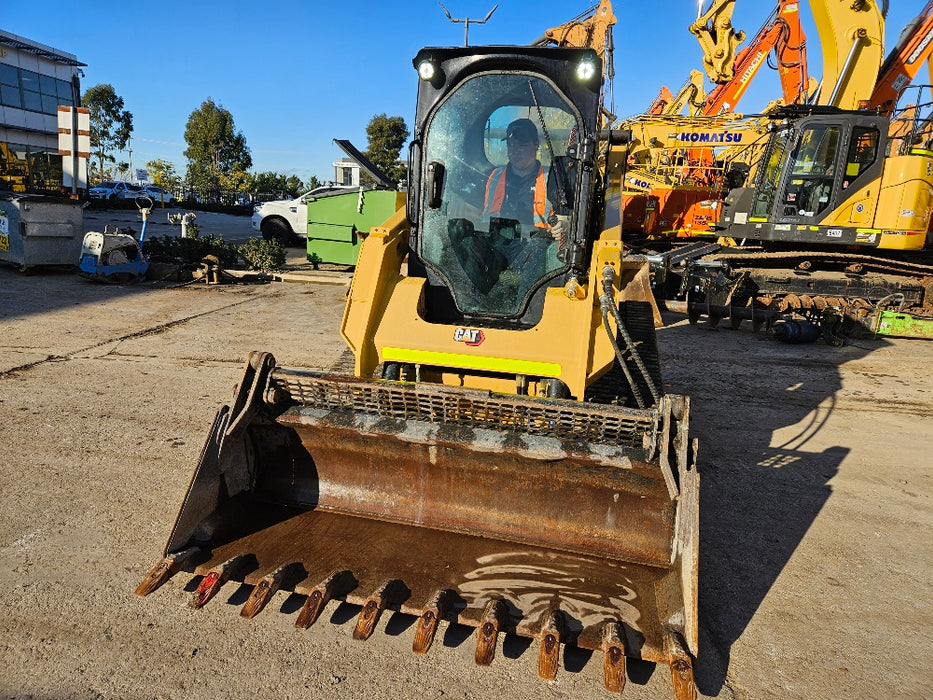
417,60,436,81
576,58,597,82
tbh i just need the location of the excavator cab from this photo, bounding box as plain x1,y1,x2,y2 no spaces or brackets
720,106,933,250
138,45,699,700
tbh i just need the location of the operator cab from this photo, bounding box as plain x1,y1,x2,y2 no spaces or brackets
407,47,602,327
719,107,888,245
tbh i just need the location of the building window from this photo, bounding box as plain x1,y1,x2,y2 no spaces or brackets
0,63,74,114
0,63,21,109
1,140,63,194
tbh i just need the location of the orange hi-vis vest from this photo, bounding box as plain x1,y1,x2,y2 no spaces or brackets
483,164,551,229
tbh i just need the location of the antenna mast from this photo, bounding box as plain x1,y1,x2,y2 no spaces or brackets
439,3,498,46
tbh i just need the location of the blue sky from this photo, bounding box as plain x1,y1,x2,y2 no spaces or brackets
3,1,924,184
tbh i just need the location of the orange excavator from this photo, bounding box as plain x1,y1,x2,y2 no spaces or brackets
702,0,811,115
870,0,933,116
619,0,813,237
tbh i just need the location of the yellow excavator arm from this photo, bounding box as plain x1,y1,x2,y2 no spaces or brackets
690,0,747,83
531,0,617,64
810,0,886,110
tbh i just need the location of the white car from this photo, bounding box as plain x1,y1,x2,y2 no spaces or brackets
89,181,145,201
141,185,177,206
251,186,357,243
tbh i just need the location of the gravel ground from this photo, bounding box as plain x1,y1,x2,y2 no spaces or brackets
0,242,930,699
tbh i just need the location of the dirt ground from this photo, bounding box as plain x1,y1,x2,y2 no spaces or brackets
0,248,930,699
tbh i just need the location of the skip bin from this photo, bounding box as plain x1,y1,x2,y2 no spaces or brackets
0,194,84,270
306,188,404,266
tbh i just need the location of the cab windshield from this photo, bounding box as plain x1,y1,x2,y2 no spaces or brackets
419,72,580,317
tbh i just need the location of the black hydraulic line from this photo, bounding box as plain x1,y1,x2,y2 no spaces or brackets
599,302,646,408
599,266,662,407
528,80,570,209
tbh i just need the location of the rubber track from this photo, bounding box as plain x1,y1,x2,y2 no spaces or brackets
585,300,663,408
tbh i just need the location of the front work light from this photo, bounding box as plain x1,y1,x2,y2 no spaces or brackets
575,59,597,82
418,60,436,81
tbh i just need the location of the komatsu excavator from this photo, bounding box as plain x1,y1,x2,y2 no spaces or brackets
661,0,933,340
137,25,700,700
619,0,813,237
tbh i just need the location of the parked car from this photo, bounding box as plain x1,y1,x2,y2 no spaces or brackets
251,185,357,243
89,181,144,201
141,185,177,206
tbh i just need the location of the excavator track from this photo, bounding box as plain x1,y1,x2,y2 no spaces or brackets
703,247,933,280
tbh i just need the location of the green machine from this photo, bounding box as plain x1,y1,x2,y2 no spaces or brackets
307,140,404,266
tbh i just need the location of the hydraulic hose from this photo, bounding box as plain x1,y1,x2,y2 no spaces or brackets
598,266,662,408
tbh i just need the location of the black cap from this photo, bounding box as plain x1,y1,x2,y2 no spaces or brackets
504,118,538,142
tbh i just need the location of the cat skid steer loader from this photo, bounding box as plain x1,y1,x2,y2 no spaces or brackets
138,46,699,698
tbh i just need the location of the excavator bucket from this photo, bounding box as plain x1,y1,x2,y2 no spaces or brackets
138,351,699,697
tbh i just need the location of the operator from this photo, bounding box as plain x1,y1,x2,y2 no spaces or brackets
481,118,568,269
483,118,552,228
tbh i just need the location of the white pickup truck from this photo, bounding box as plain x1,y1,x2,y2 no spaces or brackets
251,185,356,243
89,181,144,201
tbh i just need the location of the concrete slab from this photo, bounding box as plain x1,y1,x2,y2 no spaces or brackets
0,264,930,699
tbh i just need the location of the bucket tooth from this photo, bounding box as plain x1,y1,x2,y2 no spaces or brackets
474,599,508,666
602,621,627,694
353,579,409,641
412,589,451,655
666,634,697,700
240,562,302,619
189,554,251,609
295,570,356,630
135,547,200,597
536,609,565,681
671,658,697,700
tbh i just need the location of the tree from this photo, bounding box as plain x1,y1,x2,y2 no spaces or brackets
183,98,252,195
252,171,289,197
251,171,313,198
83,84,133,181
219,163,251,195
363,114,409,185
284,174,305,196
146,158,182,192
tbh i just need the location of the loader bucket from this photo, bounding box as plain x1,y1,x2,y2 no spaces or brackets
138,351,698,698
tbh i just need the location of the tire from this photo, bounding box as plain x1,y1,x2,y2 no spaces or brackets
261,218,294,245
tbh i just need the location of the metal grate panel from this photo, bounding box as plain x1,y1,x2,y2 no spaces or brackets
270,369,658,449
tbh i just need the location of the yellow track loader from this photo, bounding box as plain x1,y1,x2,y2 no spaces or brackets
138,46,699,698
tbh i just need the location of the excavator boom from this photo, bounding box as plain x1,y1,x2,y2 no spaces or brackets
811,0,886,110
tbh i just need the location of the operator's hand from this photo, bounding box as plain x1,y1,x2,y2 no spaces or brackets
549,215,570,247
